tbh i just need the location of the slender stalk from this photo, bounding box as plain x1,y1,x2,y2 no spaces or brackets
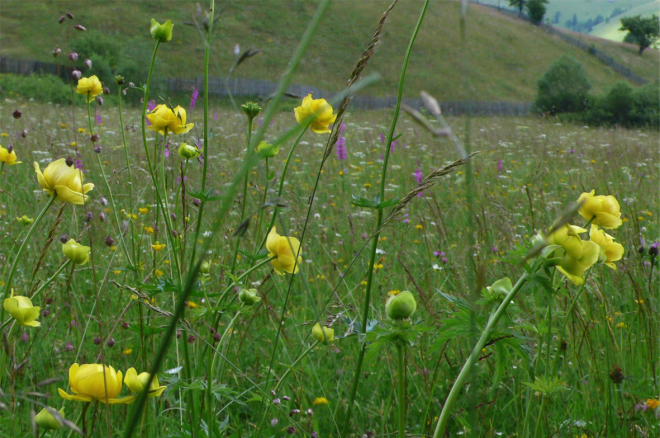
432,270,532,438
396,342,406,438
0,194,56,322
117,83,137,262
230,116,253,274
342,1,430,434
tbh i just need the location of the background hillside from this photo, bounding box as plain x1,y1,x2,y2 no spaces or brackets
1,0,657,102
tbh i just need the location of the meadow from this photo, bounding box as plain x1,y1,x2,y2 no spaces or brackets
0,1,659,438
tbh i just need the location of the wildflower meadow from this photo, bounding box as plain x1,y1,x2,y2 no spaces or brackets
0,1,658,438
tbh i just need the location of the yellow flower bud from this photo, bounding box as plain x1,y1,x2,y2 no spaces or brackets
146,105,193,136
0,145,20,165
200,260,211,274
35,407,65,430
238,288,261,306
150,18,173,43
266,227,302,275
178,142,201,159
312,322,334,343
16,215,34,225
385,291,417,320
256,141,280,158
124,367,166,398
3,292,40,327
62,239,91,265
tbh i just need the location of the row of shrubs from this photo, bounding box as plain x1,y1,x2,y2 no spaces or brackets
0,73,74,105
533,55,659,128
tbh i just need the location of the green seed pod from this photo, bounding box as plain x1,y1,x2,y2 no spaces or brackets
241,102,261,120
238,288,261,306
385,291,417,320
200,260,211,274
178,142,200,159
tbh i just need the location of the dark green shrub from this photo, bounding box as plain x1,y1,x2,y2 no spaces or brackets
0,73,71,104
526,0,547,25
603,81,635,125
533,56,591,115
631,81,659,128
581,80,658,128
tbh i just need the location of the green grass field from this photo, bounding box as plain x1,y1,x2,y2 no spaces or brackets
0,0,657,101
0,2,659,437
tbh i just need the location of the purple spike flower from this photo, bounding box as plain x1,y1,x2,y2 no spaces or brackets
190,88,199,111
96,109,102,126
497,160,503,173
336,136,347,161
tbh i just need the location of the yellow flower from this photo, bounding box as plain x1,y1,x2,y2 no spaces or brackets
266,227,302,275
77,128,86,134
150,18,173,43
76,76,103,103
151,242,166,251
577,190,622,229
415,225,424,230
313,397,329,406
3,292,40,327
312,322,334,344
62,239,91,265
139,207,149,214
35,407,65,430
122,349,132,355
154,269,164,277
146,105,193,135
590,225,624,270
145,226,155,234
616,322,627,329
0,145,20,165
294,94,337,134
125,367,166,397
646,398,660,410
547,224,601,285
187,300,199,309
34,158,94,205
58,363,135,404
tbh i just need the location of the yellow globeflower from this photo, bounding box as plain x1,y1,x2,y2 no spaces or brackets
3,292,40,327
312,322,334,344
548,224,589,260
76,76,103,102
124,367,166,398
146,105,194,135
151,242,166,251
556,240,600,286
266,227,302,275
58,363,135,404
150,18,173,43
385,290,417,320
0,145,20,165
34,158,94,205
294,93,337,134
590,225,624,270
577,190,622,229
62,239,91,265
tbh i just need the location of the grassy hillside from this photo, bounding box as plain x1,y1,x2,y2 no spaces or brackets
591,1,660,41
0,0,656,102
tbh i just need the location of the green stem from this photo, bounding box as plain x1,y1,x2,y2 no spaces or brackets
432,270,532,438
396,342,406,438
532,397,546,438
0,194,56,322
117,83,137,262
230,116,253,274
342,1,430,434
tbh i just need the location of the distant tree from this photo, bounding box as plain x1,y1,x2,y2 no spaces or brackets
572,14,578,27
509,0,525,17
554,11,561,24
526,0,547,24
619,15,660,55
533,56,592,115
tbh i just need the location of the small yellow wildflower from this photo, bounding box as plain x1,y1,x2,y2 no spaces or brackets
646,399,660,410
313,397,329,405
154,269,164,277
139,207,149,214
152,242,165,251
122,349,132,355
144,227,154,234
415,225,423,230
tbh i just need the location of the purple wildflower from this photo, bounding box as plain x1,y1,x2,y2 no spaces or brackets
379,132,385,144
190,88,199,111
497,160,503,173
96,109,102,126
414,167,423,198
336,136,347,160
75,159,83,169
390,139,396,154
213,112,218,121
340,122,345,134
147,99,157,112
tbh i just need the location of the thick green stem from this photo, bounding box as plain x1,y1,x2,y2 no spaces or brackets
342,1,430,434
432,270,532,438
396,343,406,438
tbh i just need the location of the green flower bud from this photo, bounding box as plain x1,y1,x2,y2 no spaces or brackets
200,260,211,274
312,322,334,343
256,141,280,158
35,407,65,430
178,142,201,160
16,215,34,225
62,239,91,265
241,102,261,120
385,291,417,320
114,75,125,85
487,277,512,296
150,18,173,43
238,288,261,306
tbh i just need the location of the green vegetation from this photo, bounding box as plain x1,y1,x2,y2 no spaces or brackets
620,14,660,54
0,0,656,101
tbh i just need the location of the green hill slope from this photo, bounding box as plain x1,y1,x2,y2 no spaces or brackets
0,0,657,102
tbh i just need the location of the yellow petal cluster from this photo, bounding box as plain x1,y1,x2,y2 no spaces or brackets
76,76,103,103
0,145,20,165
312,322,334,344
124,368,166,398
58,363,136,404
146,105,194,135
294,94,337,134
266,227,302,275
548,224,600,285
3,293,40,327
577,190,622,229
34,158,94,205
62,239,91,265
590,225,624,270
